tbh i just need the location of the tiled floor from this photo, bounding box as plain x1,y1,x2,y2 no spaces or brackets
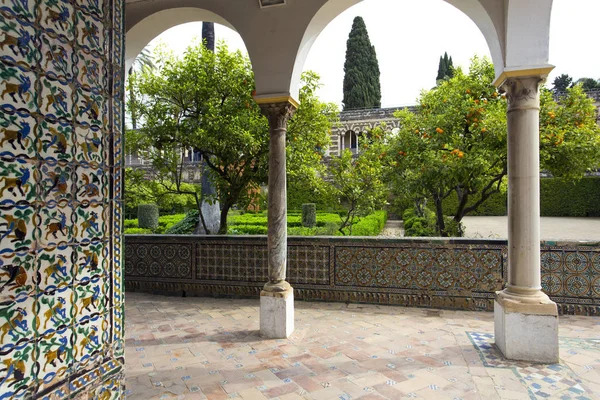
124,293,600,400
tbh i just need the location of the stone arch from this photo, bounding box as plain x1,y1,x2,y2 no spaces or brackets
125,7,240,72
341,129,359,153
292,0,552,93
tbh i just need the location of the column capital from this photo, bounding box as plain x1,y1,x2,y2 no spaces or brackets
500,76,543,112
258,101,297,131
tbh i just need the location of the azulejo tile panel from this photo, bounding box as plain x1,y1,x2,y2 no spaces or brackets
0,0,124,398
125,236,600,315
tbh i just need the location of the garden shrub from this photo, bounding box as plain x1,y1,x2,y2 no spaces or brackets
138,204,159,230
302,203,316,227
228,225,268,235
343,211,387,236
124,227,153,234
403,208,437,237
439,190,507,217
431,177,600,217
124,219,138,229
403,207,464,237
165,210,199,234
540,176,600,216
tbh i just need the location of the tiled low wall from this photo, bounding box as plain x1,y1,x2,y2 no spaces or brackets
124,235,600,316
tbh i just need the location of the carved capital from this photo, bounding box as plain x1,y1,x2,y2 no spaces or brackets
259,102,296,131
500,76,543,111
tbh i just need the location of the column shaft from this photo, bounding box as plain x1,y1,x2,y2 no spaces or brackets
505,77,542,295
494,75,558,364
268,124,287,284
258,100,296,339
259,102,295,291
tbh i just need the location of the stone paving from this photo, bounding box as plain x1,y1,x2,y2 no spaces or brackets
124,293,600,400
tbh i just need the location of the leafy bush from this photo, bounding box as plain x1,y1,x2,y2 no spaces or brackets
165,210,199,234
403,208,436,237
124,227,153,234
138,204,159,230
403,208,464,237
302,203,316,227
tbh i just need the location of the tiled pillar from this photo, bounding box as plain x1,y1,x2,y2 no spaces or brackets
494,75,559,363
0,0,125,397
257,99,296,339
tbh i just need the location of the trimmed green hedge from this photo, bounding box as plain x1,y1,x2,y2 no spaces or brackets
138,204,159,230
540,177,600,216
228,225,268,235
342,211,388,236
124,227,153,234
441,190,507,216
302,203,316,228
430,177,600,218
125,214,186,234
226,210,385,236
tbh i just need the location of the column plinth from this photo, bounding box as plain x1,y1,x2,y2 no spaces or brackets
257,99,296,338
494,76,558,363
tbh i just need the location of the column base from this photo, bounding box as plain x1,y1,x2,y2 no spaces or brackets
260,287,294,339
494,290,559,363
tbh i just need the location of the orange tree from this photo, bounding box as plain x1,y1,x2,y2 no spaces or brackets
328,126,389,235
390,57,600,236
539,85,600,180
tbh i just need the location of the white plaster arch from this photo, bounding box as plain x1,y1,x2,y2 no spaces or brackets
125,7,237,73
292,0,554,92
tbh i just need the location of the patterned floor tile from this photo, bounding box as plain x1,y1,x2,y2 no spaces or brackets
125,293,600,400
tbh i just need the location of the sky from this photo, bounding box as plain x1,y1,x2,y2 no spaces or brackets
147,0,600,108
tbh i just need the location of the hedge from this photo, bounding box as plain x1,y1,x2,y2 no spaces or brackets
540,176,600,216
341,211,387,236
429,176,600,218
440,190,507,216
125,214,186,234
124,227,153,234
137,204,159,230
228,225,268,235
302,203,316,227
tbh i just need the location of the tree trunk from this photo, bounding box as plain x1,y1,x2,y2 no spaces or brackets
202,22,215,52
128,70,137,130
434,195,447,237
454,187,469,224
218,200,232,234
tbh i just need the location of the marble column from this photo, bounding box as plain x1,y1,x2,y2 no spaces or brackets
258,100,296,338
494,76,559,363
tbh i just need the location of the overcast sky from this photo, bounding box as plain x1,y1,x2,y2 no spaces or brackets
148,0,600,108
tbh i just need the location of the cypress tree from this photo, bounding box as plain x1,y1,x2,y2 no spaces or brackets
436,55,445,81
447,54,454,78
342,16,381,110
436,52,454,82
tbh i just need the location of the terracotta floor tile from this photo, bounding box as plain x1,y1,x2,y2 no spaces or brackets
261,382,300,398
124,293,600,400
